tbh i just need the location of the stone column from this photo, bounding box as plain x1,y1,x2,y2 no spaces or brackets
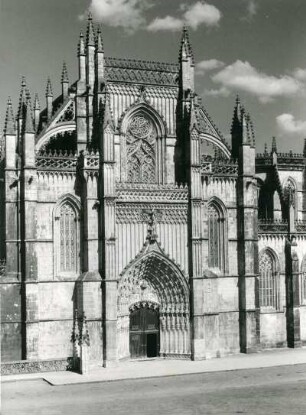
99,98,118,367
188,127,204,360
237,112,260,353
21,103,39,360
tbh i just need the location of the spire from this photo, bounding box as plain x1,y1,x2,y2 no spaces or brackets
179,25,194,64
271,136,277,154
96,26,104,53
46,77,53,97
86,11,95,46
4,97,16,135
18,76,27,119
24,99,34,134
78,30,85,56
61,62,69,83
34,93,40,110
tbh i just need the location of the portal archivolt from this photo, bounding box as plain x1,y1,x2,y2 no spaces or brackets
117,249,190,359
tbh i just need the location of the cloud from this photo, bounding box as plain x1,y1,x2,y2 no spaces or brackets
182,2,222,29
196,59,224,75
147,16,183,32
292,68,306,81
245,0,257,19
80,0,150,32
147,1,221,32
203,87,230,97
211,60,303,103
276,114,306,135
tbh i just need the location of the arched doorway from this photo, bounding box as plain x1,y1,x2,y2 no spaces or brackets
117,247,190,360
129,302,159,359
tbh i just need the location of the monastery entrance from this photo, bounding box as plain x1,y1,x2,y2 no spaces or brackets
117,247,191,360
130,304,159,359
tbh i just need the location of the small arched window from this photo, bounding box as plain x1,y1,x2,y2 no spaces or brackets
259,250,278,309
54,197,80,276
208,202,226,272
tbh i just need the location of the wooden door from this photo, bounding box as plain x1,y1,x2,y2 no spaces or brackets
130,307,159,359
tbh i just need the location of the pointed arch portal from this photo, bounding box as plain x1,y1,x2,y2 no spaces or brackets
117,248,190,359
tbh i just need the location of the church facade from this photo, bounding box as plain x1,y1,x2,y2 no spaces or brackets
1,16,305,373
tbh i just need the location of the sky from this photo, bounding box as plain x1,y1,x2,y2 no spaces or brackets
1,0,306,153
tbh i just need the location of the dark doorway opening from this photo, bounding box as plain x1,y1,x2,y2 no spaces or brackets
130,306,159,359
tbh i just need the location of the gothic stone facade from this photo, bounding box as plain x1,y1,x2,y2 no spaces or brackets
0,19,305,372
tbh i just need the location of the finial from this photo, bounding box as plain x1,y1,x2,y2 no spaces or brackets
24,100,34,134
264,142,268,154
180,25,194,64
61,62,69,83
21,76,26,88
78,31,85,56
271,136,277,154
46,78,53,97
96,26,104,53
102,92,115,130
86,11,95,46
4,97,16,135
18,76,27,118
34,93,40,110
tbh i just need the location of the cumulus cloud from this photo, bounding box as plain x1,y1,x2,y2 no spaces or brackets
80,0,150,32
196,59,224,75
210,60,303,103
276,114,306,135
147,16,183,32
182,2,222,29
292,68,306,81
147,1,221,32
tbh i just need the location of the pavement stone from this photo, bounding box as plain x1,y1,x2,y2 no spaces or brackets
1,347,306,386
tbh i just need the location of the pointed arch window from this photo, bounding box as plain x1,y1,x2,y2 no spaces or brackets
259,250,278,309
208,202,226,272
126,114,157,183
54,198,80,276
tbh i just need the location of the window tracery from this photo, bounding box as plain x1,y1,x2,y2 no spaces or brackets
126,115,156,183
208,203,225,272
54,198,80,276
259,251,277,309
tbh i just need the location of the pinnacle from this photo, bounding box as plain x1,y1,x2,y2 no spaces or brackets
46,78,53,97
24,99,34,134
34,93,40,110
179,25,194,64
271,136,277,153
61,62,69,83
96,26,104,53
78,31,85,56
86,11,95,46
18,76,27,118
102,93,115,130
4,97,16,135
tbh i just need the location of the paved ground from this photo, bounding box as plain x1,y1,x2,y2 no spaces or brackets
2,364,306,415
2,347,306,385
